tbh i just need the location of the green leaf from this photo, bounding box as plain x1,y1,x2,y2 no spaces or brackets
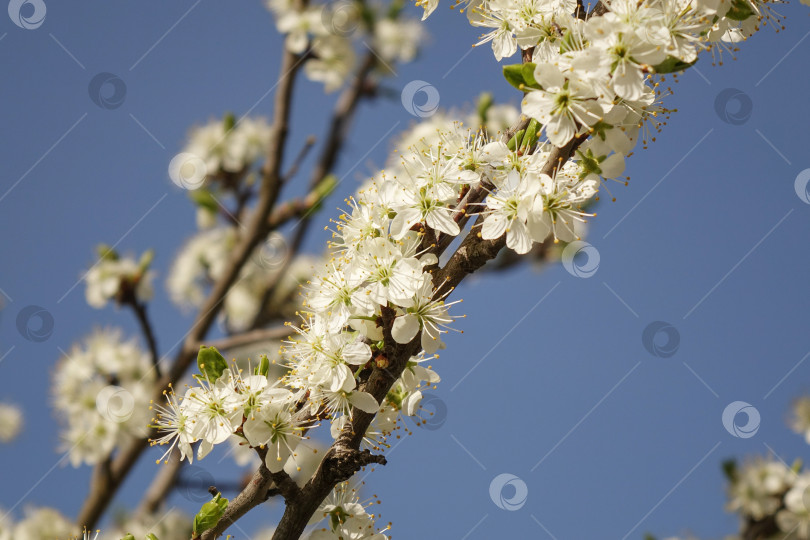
386,0,405,19
138,249,155,273
146,535,160,540
197,346,229,382
725,0,755,20
188,188,219,213
520,119,540,152
193,493,229,536
96,243,119,262
503,64,526,91
651,55,697,74
507,129,525,151
223,112,236,133
255,354,270,376
722,458,738,483
521,62,539,88
315,174,338,201
476,92,494,125
503,63,541,92
121,535,136,540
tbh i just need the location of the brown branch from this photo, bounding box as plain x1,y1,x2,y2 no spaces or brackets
249,51,378,330
136,449,182,516
282,135,317,183
590,0,609,17
131,300,161,377
76,41,307,531
200,450,302,540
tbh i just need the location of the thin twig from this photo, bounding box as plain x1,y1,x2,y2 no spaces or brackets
249,51,378,330
131,300,161,377
282,135,317,183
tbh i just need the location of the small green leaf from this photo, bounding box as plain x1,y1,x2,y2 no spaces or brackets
121,535,136,540
189,189,219,213
651,55,697,74
97,244,119,262
255,354,270,377
223,112,236,133
521,119,540,151
138,249,155,273
521,62,539,89
476,92,494,125
197,346,229,382
193,493,229,536
146,534,160,540
725,0,755,20
315,174,338,202
507,129,525,151
503,64,526,91
722,458,738,483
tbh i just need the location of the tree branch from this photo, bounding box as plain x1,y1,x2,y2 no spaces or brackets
76,42,307,531
250,51,378,330
131,300,160,377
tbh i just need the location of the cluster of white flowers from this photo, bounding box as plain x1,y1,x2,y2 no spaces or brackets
265,0,425,91
183,117,272,179
0,402,23,443
726,458,794,520
0,507,77,540
166,226,317,331
791,396,810,444
156,117,602,480
0,507,188,540
52,329,155,467
103,508,190,540
150,350,314,470
724,457,810,539
84,249,154,309
307,483,389,540
413,0,780,158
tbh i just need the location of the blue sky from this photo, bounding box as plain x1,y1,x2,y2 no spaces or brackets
1,1,810,538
